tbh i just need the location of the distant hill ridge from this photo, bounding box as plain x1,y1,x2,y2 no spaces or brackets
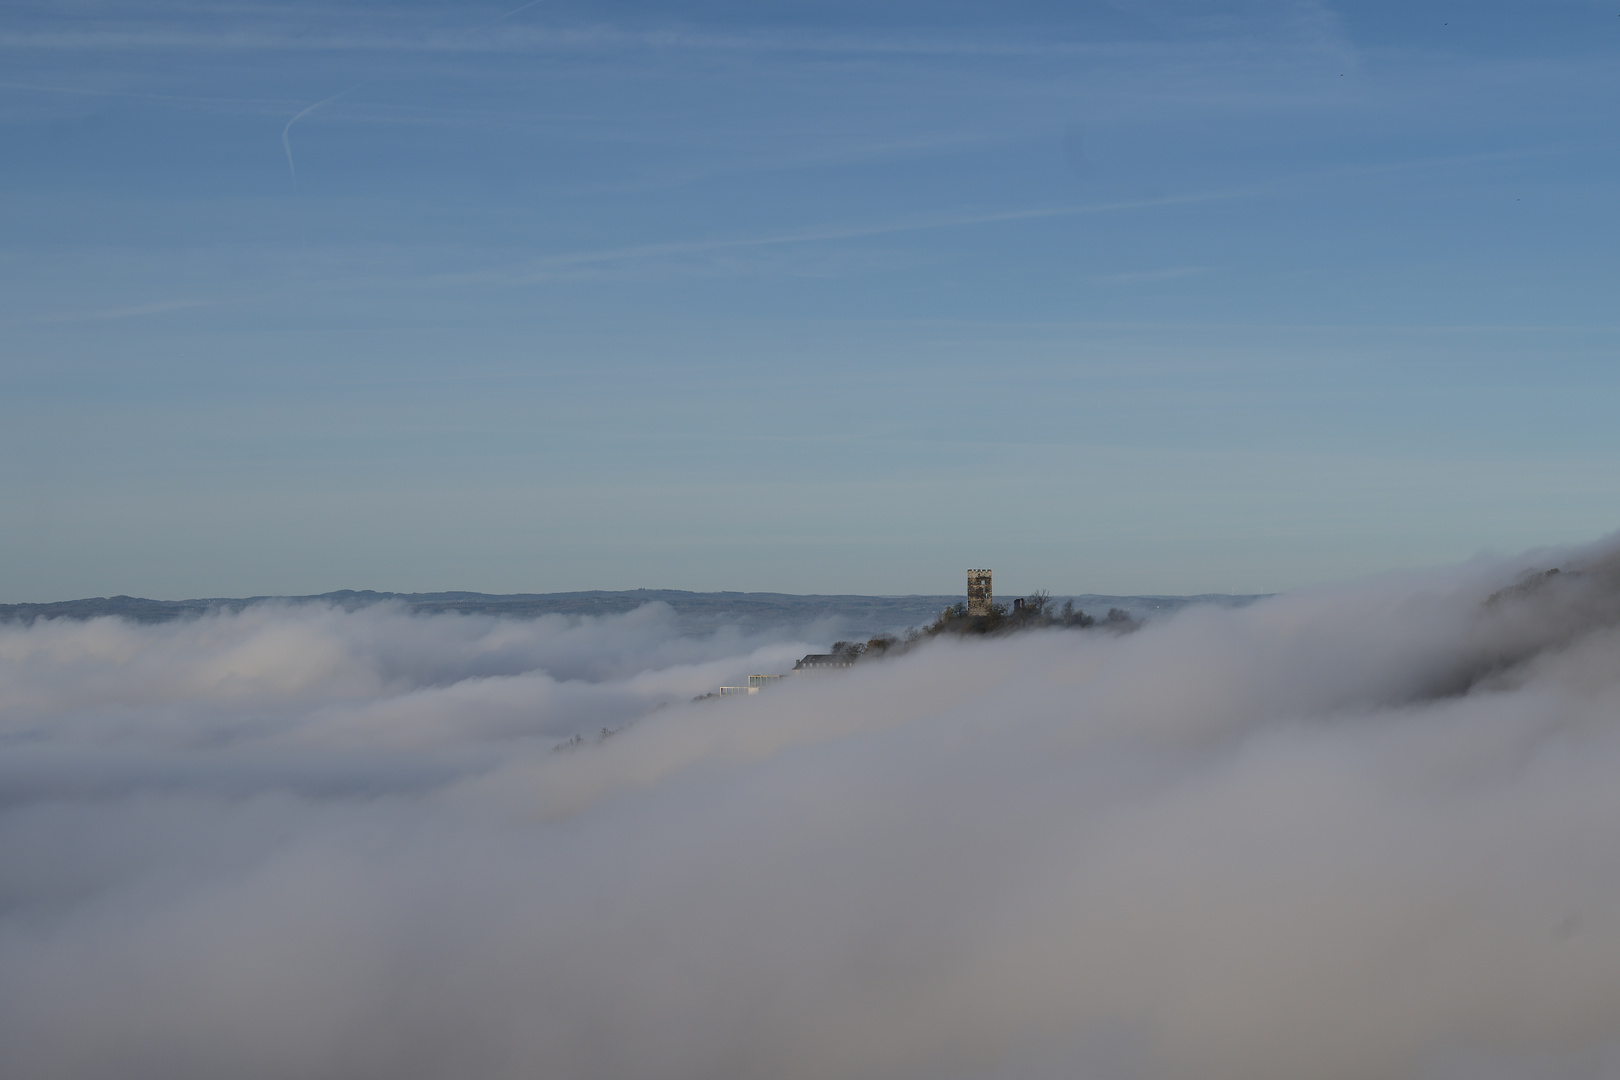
0,589,1268,635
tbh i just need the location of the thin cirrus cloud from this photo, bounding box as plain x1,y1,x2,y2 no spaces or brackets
0,298,206,329
0,22,1339,59
1086,265,1214,284
3,537,1620,1077
500,192,1251,280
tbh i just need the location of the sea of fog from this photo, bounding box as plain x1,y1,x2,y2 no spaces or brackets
4,539,1620,1079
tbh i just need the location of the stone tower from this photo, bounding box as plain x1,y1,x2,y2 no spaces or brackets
966,569,992,616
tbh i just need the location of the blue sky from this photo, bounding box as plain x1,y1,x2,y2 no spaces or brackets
2,0,1618,600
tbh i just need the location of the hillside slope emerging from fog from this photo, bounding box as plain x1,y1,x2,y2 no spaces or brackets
3,538,1620,1079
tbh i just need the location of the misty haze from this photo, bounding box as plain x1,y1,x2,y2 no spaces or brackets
5,540,1620,1078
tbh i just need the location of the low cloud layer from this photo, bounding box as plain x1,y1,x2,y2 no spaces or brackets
5,542,1620,1079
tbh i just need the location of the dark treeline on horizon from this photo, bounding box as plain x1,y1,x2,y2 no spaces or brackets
0,589,1265,636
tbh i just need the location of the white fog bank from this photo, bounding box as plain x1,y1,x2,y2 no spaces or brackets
4,541,1620,1079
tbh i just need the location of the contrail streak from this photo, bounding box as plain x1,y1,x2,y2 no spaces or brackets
497,0,548,20
278,2,543,200
280,87,356,188
465,0,549,36
278,0,545,190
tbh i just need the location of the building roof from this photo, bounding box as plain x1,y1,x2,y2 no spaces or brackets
794,653,853,669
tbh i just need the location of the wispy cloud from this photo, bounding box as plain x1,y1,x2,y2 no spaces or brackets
0,79,288,109
2,298,204,329
0,21,1319,60
1086,266,1214,285
507,191,1250,281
